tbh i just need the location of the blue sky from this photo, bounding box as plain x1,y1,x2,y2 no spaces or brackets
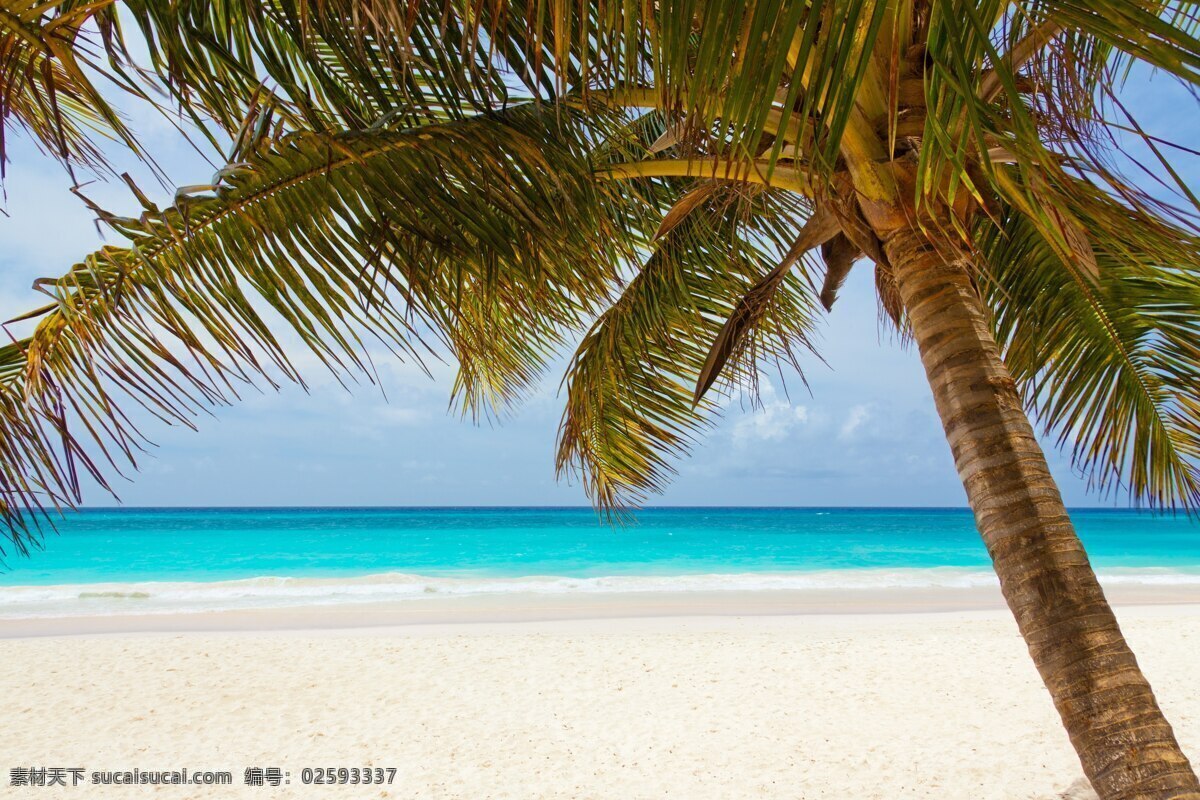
0,64,1195,509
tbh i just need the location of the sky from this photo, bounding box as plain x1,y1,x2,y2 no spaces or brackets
0,57,1195,509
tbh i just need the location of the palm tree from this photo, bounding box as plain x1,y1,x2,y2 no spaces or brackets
3,1,1199,796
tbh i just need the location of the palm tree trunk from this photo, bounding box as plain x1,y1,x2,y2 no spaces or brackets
884,228,1200,800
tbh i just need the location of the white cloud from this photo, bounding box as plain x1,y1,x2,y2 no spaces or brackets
341,402,428,438
839,404,872,440
373,406,424,426
731,381,810,447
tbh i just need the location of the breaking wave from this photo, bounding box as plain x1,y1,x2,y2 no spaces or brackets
2,566,1198,619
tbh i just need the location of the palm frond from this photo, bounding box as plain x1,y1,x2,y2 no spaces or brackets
557,184,821,509
111,0,510,141
0,0,140,176
0,104,633,553
1040,0,1200,88
978,180,1200,508
5,0,1200,534
162,1,890,176
694,203,840,404
918,0,1200,232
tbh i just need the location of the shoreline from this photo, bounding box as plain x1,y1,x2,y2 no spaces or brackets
5,582,1200,638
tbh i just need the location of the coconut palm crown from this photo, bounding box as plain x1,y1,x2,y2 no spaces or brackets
2,1,1200,798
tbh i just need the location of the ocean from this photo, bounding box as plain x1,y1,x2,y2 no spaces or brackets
1,507,1197,618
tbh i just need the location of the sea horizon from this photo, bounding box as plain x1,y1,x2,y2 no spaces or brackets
2,506,1198,619
62,503,1191,510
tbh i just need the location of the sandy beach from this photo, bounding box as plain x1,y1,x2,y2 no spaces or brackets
3,596,1197,799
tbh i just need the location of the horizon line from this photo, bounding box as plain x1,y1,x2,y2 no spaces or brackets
68,503,1152,512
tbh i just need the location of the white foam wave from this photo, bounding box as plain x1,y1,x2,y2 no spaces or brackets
1,567,1197,619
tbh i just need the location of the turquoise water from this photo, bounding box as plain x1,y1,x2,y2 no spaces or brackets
2,507,1197,617
6,506,1200,584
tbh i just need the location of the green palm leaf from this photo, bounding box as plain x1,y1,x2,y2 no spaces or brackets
979,181,1200,508
557,184,822,509
113,0,508,139
0,0,142,176
0,104,633,552
3,0,1200,532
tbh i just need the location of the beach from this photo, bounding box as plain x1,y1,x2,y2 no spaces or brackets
3,596,1198,799
4,508,1199,797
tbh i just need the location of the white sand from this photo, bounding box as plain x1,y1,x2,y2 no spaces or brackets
2,604,1197,799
